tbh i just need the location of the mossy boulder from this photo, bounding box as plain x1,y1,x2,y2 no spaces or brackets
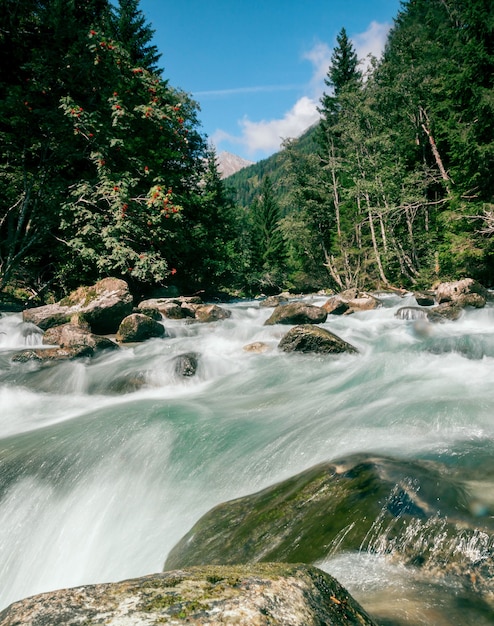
116,313,166,343
279,324,358,354
0,564,377,626
23,278,133,333
264,302,327,325
164,454,483,572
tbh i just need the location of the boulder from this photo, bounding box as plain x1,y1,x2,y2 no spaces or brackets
426,303,463,322
414,291,436,306
321,296,350,315
194,304,231,323
259,294,289,308
12,323,119,361
22,278,133,333
116,313,166,343
44,323,118,357
264,302,327,326
322,290,381,315
164,454,489,576
0,564,377,626
138,298,185,319
279,324,358,355
435,278,489,308
174,352,200,377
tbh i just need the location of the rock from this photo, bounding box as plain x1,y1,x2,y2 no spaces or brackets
322,290,381,316
414,291,435,306
164,454,484,572
116,313,165,343
259,294,289,308
435,278,489,308
35,323,118,359
134,306,163,321
321,296,350,315
174,352,200,377
279,324,358,355
12,322,118,361
426,303,463,322
23,278,133,333
0,564,377,626
243,341,271,353
264,302,327,325
138,298,185,319
194,304,231,323
396,304,463,323
395,306,429,321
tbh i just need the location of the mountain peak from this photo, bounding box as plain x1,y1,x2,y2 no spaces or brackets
216,151,254,179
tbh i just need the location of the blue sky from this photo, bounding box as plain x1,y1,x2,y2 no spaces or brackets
139,0,402,162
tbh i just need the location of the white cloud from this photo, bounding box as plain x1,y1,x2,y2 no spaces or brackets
353,20,391,67
212,96,320,157
211,21,391,159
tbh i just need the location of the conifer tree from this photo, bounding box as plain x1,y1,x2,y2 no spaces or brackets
111,0,162,73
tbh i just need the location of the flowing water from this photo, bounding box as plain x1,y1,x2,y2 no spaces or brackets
1,294,494,624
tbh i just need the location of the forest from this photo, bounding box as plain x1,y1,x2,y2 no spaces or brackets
1,0,493,303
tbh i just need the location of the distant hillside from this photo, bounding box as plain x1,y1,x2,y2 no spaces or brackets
216,151,254,179
226,124,320,208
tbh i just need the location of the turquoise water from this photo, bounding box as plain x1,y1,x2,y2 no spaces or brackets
1,294,494,623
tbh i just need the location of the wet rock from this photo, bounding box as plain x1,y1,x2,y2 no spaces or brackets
174,352,200,377
264,302,327,325
138,298,185,319
321,296,350,315
414,291,436,306
0,564,377,626
435,278,489,308
426,303,463,322
243,341,271,353
194,304,231,323
322,291,381,315
13,323,120,360
164,454,478,571
23,278,133,333
395,306,429,321
116,313,166,343
279,324,358,354
259,294,289,308
396,304,463,323
43,323,117,350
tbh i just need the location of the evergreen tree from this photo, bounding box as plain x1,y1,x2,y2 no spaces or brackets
111,0,162,73
247,176,286,292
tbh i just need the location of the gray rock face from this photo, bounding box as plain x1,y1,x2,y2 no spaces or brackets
264,302,327,326
279,324,358,354
0,564,377,626
22,278,133,333
116,313,165,343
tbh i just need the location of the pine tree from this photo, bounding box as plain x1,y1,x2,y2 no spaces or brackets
111,0,161,73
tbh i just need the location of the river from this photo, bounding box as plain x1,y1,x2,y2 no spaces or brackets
1,293,493,624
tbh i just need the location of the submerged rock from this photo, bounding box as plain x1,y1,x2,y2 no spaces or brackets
22,278,133,333
279,324,358,354
264,302,327,325
0,564,377,626
174,352,200,377
164,454,484,572
116,313,165,343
